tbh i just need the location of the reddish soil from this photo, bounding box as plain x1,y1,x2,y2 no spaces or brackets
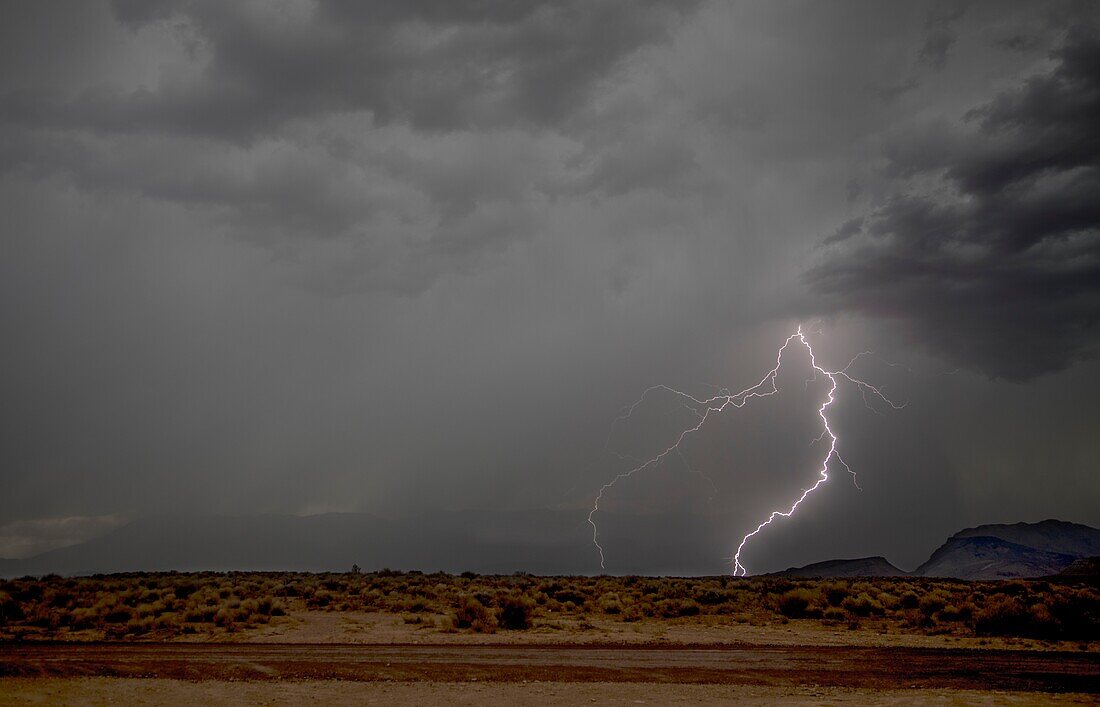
1,642,1096,693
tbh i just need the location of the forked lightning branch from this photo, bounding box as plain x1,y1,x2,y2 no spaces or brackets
588,326,904,576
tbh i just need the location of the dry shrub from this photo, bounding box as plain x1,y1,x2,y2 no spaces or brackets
823,582,850,607
656,598,700,618
497,594,535,630
599,593,624,615
919,590,950,617
841,592,882,617
453,596,496,633
973,595,1037,636
126,616,154,635
777,588,818,618
103,606,132,624
936,603,972,622
0,591,23,624
693,586,726,606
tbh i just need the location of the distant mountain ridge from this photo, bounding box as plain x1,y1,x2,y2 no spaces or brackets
914,536,1079,580
0,510,743,578
914,520,1100,580
773,556,907,578
2,515,1097,580
776,520,1099,580
950,520,1100,556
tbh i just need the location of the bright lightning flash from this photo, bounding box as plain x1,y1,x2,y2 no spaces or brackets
588,326,903,576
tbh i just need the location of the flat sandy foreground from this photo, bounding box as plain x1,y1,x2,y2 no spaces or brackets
2,614,1097,705
1,679,1096,706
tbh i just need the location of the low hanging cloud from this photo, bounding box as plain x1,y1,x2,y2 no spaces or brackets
0,515,127,559
807,27,1100,381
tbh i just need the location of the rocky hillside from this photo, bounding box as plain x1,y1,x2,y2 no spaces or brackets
915,520,1100,580
914,536,1078,580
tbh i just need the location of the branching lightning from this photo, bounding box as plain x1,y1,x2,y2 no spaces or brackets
589,326,903,576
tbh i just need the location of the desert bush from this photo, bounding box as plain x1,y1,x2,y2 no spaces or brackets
841,592,882,617
656,598,700,618
0,591,23,624
937,603,972,622
497,594,535,630
1049,590,1100,639
777,588,818,618
970,589,1099,640
553,588,587,606
898,590,920,609
823,582,850,607
126,616,154,635
599,592,624,614
213,607,235,629
693,587,726,605
973,595,1038,637
877,592,899,611
453,596,496,633
919,590,950,617
103,605,132,624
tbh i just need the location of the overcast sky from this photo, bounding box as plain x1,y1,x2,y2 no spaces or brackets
1,0,1098,573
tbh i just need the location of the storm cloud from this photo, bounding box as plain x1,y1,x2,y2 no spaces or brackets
0,0,697,294
808,26,1100,380
1,1,1098,574
9,0,693,137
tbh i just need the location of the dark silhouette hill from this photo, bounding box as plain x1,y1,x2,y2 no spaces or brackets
773,556,908,578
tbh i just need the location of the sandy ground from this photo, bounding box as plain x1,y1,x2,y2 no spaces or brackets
0,678,1095,706
220,611,1090,653
2,612,1095,704
2,642,1096,690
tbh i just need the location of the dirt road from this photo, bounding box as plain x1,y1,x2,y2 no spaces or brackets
1,643,1097,693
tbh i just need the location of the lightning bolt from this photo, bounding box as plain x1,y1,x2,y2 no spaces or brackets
589,325,903,575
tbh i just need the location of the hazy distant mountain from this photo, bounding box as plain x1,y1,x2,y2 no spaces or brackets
0,510,742,578
775,556,908,578
915,520,1100,580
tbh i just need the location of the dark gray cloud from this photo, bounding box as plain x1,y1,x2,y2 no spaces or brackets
0,0,698,295
807,27,1100,380
918,4,967,70
3,0,692,139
